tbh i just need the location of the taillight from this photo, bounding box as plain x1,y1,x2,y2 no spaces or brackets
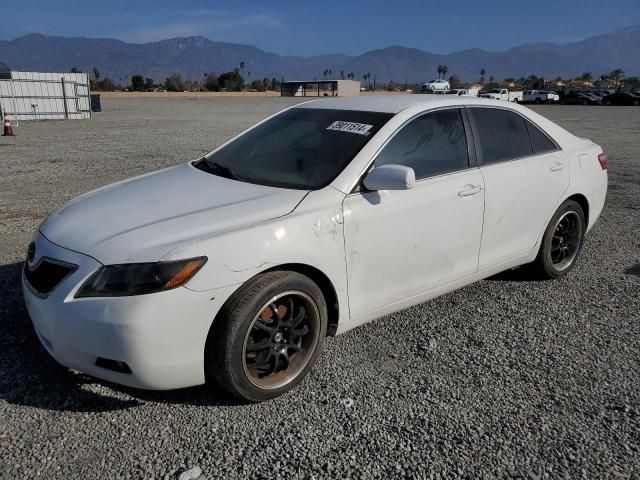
597,153,608,170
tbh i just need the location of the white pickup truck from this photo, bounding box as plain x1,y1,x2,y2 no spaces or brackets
522,90,560,104
444,88,479,97
479,88,523,102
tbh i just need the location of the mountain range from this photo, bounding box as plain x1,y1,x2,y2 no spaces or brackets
1,24,639,84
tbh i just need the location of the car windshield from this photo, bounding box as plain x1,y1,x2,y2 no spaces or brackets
195,108,393,190
487,89,501,93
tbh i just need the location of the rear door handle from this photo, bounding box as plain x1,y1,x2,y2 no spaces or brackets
550,162,566,172
458,185,483,197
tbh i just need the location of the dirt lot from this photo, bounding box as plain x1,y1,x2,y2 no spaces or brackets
0,97,638,479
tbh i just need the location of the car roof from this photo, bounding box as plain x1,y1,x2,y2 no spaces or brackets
295,95,509,114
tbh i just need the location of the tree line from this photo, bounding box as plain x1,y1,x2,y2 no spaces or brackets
76,64,637,93
82,64,281,93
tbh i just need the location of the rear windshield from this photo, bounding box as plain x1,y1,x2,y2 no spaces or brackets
195,108,392,190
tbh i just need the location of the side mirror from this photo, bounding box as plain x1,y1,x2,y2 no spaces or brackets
363,164,416,191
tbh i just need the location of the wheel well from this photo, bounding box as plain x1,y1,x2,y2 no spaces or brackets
261,264,340,336
566,194,589,226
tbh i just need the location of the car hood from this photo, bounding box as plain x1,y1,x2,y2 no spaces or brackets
40,163,308,264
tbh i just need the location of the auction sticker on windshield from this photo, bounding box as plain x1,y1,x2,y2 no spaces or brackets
326,121,373,136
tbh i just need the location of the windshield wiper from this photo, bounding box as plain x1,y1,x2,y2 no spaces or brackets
194,158,241,181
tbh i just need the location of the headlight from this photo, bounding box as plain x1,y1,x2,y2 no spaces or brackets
75,257,207,298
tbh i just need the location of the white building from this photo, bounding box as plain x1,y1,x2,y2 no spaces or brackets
281,80,361,97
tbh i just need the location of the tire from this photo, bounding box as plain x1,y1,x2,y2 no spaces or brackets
530,200,586,279
205,271,328,402
634,100,639,106
534,98,541,104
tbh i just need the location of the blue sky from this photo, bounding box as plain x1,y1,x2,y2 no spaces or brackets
2,0,640,56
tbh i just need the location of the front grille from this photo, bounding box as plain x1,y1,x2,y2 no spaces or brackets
24,258,77,296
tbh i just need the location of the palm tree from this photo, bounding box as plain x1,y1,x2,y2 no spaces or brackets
340,70,345,80
437,65,443,79
239,61,246,92
480,68,486,83
489,75,494,84
442,65,448,80
323,69,328,80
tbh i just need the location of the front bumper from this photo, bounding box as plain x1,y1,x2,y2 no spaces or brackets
22,232,237,390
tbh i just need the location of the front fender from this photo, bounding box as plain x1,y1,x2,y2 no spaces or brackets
163,187,350,319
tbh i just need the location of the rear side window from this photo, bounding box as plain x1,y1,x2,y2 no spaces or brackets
526,120,559,154
375,109,469,180
469,108,532,164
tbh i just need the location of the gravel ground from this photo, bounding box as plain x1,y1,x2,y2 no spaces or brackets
0,97,638,479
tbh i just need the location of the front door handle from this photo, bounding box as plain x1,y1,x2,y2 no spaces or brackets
458,185,483,197
550,162,566,172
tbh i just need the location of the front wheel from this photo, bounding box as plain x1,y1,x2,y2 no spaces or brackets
530,200,586,279
206,271,327,401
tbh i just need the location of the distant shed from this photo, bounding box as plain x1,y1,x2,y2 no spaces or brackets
0,65,91,121
281,79,360,97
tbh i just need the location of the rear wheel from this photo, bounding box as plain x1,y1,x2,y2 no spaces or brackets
206,271,327,402
530,200,586,279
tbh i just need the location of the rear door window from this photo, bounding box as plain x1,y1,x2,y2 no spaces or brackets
469,108,532,165
525,120,559,154
374,108,469,180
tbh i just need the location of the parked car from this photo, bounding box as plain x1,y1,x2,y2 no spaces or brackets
479,88,523,102
523,90,560,104
445,89,472,96
583,92,603,102
422,79,450,91
602,92,640,106
23,96,607,401
559,92,601,105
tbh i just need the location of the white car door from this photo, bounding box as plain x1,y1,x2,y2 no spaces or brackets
467,107,570,270
343,108,485,318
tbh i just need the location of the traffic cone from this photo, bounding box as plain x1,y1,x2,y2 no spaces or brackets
3,112,15,136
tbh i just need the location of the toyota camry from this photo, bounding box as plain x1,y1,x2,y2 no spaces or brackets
23,96,608,401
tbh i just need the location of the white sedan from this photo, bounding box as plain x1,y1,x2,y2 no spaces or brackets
422,79,450,91
23,96,608,401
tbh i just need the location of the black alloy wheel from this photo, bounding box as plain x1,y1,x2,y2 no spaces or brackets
530,200,586,279
242,291,320,390
206,271,327,401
